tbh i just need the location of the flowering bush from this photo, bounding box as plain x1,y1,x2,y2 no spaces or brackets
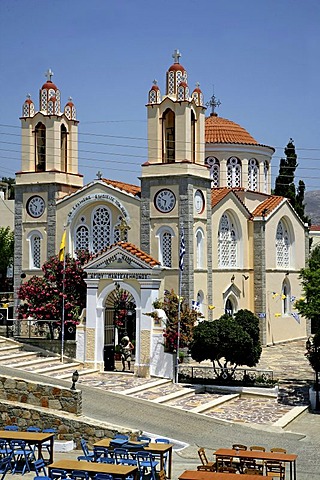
17,250,91,338
148,289,202,353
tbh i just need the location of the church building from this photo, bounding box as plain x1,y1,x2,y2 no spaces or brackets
14,51,309,378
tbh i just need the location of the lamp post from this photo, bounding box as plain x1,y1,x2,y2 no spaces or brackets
306,336,320,411
71,370,79,390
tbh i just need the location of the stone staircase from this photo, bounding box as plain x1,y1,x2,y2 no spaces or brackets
0,336,99,380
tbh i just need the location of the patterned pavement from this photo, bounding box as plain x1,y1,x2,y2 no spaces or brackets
71,339,314,427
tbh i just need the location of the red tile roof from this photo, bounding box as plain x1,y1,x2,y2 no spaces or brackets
252,196,284,217
205,114,259,145
89,242,160,267
310,225,320,231
101,179,141,197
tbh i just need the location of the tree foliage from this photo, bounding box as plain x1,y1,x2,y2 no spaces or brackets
295,245,320,332
306,331,320,374
0,226,14,290
17,251,90,337
273,139,310,224
148,289,202,353
189,310,262,376
1,177,15,200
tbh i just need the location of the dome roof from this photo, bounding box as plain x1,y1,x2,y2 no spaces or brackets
205,114,258,145
41,80,58,91
168,63,186,72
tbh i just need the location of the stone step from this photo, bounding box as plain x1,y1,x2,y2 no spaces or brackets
0,351,39,364
10,356,61,368
33,361,81,374
57,368,100,379
0,345,22,354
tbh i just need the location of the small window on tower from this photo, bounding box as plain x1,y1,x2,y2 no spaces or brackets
35,122,46,172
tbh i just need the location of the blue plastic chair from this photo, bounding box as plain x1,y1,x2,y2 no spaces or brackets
0,456,12,480
114,434,129,440
77,439,95,462
97,457,116,464
42,428,57,459
33,457,51,480
50,467,68,479
10,439,35,475
0,439,12,459
154,438,170,471
27,426,41,432
137,436,151,445
4,425,19,431
93,446,109,461
70,470,89,480
114,447,130,464
136,451,159,480
94,474,114,480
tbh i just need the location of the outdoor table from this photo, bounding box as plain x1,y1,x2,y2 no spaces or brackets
48,459,138,479
93,438,174,479
213,448,297,480
179,470,268,480
0,430,54,464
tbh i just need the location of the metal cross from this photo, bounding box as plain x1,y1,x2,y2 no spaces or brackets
45,68,54,81
96,171,103,179
195,82,200,89
153,79,158,85
172,49,181,63
206,92,221,115
117,217,131,241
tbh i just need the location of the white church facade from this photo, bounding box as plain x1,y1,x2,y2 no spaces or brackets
14,52,309,378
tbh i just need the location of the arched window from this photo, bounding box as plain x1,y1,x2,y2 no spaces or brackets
92,206,111,254
61,124,68,172
162,109,175,163
218,213,238,268
28,231,42,269
264,161,269,193
227,157,241,188
75,225,89,252
195,228,204,269
276,219,290,268
248,158,259,191
282,279,291,315
206,157,220,187
35,122,46,171
161,231,172,267
156,226,174,267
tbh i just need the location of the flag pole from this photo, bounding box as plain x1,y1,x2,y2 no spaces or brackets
175,225,185,383
59,228,67,364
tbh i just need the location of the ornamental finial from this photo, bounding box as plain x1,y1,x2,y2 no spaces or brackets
172,49,181,64
153,79,158,86
205,86,221,115
45,68,54,82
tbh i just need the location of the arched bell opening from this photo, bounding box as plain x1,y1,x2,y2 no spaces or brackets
103,284,136,371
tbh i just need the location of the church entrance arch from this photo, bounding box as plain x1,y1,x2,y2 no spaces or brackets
103,283,136,371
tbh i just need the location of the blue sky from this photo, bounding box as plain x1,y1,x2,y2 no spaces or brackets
1,0,320,190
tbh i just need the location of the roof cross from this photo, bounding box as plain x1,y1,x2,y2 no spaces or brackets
206,88,221,115
172,49,181,64
45,68,54,82
96,171,103,180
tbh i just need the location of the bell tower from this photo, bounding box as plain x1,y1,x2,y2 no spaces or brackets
14,69,84,302
141,51,212,303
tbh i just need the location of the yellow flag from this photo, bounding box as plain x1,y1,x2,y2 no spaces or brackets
59,230,66,261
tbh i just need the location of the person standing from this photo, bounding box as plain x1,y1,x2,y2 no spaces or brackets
120,336,134,371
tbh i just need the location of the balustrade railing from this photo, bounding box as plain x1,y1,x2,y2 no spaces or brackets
178,364,274,387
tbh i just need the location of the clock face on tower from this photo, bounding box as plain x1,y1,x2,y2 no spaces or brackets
26,195,45,218
154,189,176,213
194,189,205,214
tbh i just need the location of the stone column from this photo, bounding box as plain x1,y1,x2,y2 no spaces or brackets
253,219,267,345
136,278,161,377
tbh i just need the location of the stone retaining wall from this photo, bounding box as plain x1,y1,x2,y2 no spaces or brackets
0,399,138,448
0,375,81,415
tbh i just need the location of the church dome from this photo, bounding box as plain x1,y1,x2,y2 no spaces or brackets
205,113,258,145
41,80,58,91
168,62,186,73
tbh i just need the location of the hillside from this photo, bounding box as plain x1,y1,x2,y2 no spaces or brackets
305,190,320,225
